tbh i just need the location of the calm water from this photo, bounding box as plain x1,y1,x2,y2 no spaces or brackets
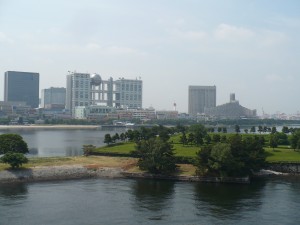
0,128,125,157
1,177,300,225
1,125,299,157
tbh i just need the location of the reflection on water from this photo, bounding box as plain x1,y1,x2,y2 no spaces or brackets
0,183,28,200
193,180,265,220
131,179,174,213
1,178,300,225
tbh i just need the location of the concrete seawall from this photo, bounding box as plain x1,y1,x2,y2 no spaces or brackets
0,165,123,183
0,166,250,184
266,163,300,174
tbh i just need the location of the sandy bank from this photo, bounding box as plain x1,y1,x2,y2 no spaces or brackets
0,165,123,183
0,125,100,130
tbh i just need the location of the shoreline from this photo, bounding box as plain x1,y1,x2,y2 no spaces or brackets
0,164,251,184
0,125,100,130
0,165,124,183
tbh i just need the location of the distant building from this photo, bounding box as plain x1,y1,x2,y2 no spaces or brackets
156,110,178,120
66,73,91,115
41,87,66,109
114,78,143,109
204,94,257,119
66,72,143,117
188,85,216,117
74,105,116,120
4,71,39,108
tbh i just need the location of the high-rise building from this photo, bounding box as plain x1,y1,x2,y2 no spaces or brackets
66,72,143,117
41,87,66,109
4,71,39,108
188,85,216,116
66,73,91,115
114,78,142,109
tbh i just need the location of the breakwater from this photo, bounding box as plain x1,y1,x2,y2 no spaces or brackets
0,165,249,184
0,166,123,183
266,162,300,174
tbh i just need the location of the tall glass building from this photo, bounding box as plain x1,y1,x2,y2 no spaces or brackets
4,71,40,108
41,87,66,109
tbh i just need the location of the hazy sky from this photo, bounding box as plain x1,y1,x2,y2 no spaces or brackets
0,0,299,114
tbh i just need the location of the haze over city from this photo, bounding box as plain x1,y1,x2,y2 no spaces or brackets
0,0,299,114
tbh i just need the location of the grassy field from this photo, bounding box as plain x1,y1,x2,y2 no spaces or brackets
0,156,137,171
0,155,197,176
265,146,300,162
93,138,300,163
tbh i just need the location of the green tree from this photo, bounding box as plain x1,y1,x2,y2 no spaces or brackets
282,126,290,134
269,134,278,151
132,138,177,174
179,132,188,146
212,134,221,143
188,133,195,145
258,125,263,134
234,125,240,134
125,130,134,141
271,127,277,134
120,133,126,142
222,127,227,133
289,130,300,150
276,132,289,145
204,134,212,144
104,134,112,145
0,134,29,154
217,127,222,133
208,143,236,177
196,134,266,177
1,152,28,169
220,135,227,143
189,124,207,146
112,133,120,143
250,126,256,134
244,128,249,134
176,124,186,133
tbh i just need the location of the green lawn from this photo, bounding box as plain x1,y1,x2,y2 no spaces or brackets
265,146,300,162
93,140,300,163
93,142,135,154
94,142,199,157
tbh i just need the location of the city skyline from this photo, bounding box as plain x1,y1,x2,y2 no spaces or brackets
1,0,300,114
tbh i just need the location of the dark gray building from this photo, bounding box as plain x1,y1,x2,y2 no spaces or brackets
204,94,257,119
188,85,216,116
41,87,66,109
4,71,40,108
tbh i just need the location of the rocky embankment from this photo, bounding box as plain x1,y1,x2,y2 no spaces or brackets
0,165,251,184
0,165,123,183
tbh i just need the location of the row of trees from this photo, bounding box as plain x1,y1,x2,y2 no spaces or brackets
125,125,266,176
196,135,266,177
102,124,300,176
104,125,178,145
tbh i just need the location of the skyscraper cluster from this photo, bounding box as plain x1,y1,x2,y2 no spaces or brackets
2,70,256,120
2,70,143,119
